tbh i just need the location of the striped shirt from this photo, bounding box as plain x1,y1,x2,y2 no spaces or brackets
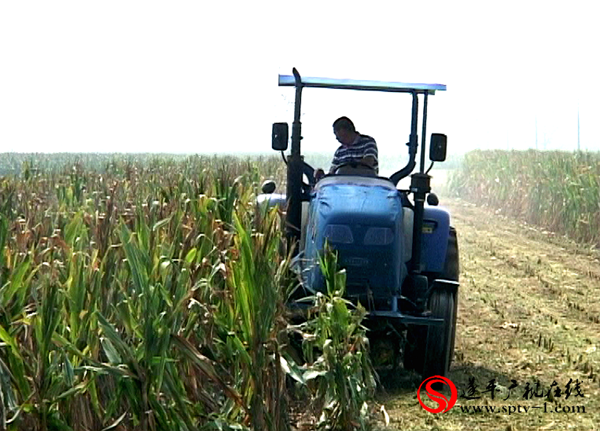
330,134,379,174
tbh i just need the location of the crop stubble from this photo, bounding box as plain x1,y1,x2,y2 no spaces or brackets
380,198,600,431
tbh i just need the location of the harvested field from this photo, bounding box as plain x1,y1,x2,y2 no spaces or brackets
378,197,600,431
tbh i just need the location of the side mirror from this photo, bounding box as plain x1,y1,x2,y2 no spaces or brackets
429,133,447,162
272,123,289,151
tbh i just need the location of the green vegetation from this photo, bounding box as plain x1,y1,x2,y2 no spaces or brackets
0,154,375,430
448,149,600,246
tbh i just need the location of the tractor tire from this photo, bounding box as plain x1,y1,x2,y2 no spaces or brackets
403,227,459,375
443,227,459,365
421,289,455,379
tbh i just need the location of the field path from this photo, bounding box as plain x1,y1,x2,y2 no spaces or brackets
378,197,600,431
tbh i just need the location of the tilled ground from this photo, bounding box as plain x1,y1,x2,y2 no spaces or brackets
376,198,600,431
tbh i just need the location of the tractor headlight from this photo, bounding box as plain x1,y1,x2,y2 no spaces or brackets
364,227,394,245
323,224,354,244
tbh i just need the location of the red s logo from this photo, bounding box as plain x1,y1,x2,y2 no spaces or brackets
417,376,458,413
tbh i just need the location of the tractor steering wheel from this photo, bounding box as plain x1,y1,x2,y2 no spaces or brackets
334,161,376,174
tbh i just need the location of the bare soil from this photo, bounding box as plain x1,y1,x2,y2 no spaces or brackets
375,197,600,431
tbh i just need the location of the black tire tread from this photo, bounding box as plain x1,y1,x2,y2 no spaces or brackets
403,226,459,375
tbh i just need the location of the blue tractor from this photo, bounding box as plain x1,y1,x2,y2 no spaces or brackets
259,68,459,379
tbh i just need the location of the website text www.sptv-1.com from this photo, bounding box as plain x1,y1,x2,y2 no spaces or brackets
417,375,588,415
458,403,586,415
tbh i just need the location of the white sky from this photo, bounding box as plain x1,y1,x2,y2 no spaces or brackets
1,1,599,156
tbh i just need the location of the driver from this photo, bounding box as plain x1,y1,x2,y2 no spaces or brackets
329,116,379,175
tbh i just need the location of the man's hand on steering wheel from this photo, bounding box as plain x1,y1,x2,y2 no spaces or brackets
314,168,325,181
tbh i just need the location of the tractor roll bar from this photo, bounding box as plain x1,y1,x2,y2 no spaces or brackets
285,69,304,250
389,91,419,185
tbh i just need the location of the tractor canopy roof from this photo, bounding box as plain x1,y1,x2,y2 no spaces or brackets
279,74,446,95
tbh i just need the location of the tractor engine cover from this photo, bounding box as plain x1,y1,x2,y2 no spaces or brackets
302,176,408,310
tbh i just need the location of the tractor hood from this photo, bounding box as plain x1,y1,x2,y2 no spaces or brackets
303,176,408,302
313,176,401,225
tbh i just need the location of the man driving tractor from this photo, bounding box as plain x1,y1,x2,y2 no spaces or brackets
315,116,379,180
330,116,379,174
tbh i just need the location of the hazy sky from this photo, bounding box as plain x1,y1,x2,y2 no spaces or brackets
1,1,598,156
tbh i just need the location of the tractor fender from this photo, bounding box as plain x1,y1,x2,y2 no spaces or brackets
421,207,451,273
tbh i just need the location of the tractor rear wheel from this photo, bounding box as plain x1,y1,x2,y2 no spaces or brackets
444,227,459,365
403,227,459,376
421,289,455,378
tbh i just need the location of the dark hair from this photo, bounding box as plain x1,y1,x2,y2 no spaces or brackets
333,116,355,133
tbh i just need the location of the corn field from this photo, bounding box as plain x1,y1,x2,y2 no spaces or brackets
448,149,600,246
0,153,375,431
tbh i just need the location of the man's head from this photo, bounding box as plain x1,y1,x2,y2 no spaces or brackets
333,116,358,145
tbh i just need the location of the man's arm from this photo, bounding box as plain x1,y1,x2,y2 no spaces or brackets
330,148,342,174
359,137,378,170
361,155,376,168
